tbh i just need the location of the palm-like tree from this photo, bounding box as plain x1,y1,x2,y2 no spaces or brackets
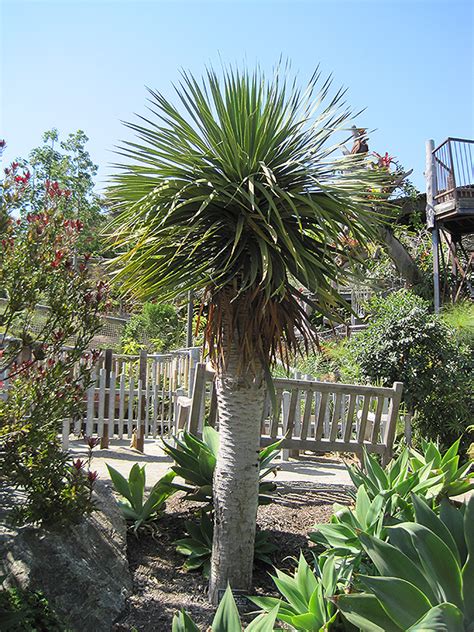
107,65,390,603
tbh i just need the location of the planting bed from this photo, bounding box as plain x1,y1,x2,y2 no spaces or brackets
113,482,352,631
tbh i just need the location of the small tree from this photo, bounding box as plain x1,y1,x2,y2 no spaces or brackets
107,65,391,601
0,152,109,527
8,129,107,253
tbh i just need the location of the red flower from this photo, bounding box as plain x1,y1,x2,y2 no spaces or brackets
73,459,84,471
84,435,101,449
87,470,98,483
51,250,65,268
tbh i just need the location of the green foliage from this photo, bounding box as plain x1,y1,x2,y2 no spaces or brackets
309,486,388,560
251,552,351,631
441,301,474,346
172,585,279,632
11,129,107,254
175,510,276,577
106,464,176,534
409,438,473,499
346,448,445,517
121,301,182,353
335,494,474,631
0,175,108,527
0,588,69,631
348,289,473,451
107,64,393,372
163,426,281,509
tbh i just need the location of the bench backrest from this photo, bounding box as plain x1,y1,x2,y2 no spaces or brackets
180,364,403,465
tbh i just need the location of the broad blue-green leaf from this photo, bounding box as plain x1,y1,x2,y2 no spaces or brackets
359,533,437,604
406,603,464,632
172,609,201,632
360,576,432,629
203,425,220,457
388,523,462,608
107,464,134,505
439,498,467,564
128,463,145,511
245,604,279,631
462,495,474,623
212,585,241,632
335,593,400,632
411,494,460,565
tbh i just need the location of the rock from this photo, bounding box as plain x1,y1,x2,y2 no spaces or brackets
0,482,132,632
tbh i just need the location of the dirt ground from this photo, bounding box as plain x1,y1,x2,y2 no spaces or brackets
113,482,352,631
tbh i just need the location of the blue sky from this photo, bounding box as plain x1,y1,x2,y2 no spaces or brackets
1,0,473,191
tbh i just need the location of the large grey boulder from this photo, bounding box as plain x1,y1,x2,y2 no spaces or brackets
0,482,132,631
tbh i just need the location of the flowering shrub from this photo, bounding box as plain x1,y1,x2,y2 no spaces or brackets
0,148,109,527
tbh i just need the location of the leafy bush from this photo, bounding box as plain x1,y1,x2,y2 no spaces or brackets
175,510,276,577
335,494,474,631
440,301,474,346
163,426,281,509
251,552,351,631
0,166,108,527
107,464,176,534
172,585,279,631
347,289,473,451
121,302,182,353
0,588,69,631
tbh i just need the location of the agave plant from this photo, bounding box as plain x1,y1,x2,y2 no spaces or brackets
107,463,176,534
335,494,474,631
163,426,281,508
346,447,444,518
251,552,351,631
175,510,277,577
409,438,473,499
107,63,391,600
172,585,279,631
309,485,387,562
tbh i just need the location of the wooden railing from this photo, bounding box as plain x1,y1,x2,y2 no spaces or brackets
433,138,474,205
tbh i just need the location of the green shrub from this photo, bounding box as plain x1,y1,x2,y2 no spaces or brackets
107,464,176,534
0,588,69,631
440,301,474,346
121,302,182,353
335,494,474,631
347,289,473,451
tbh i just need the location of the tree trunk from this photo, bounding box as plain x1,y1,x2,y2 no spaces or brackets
208,343,266,605
378,227,423,287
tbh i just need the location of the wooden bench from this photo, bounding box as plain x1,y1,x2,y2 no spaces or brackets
177,363,403,466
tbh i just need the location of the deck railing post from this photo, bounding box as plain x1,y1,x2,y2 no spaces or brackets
426,139,441,313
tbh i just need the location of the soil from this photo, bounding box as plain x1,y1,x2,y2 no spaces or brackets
113,481,352,631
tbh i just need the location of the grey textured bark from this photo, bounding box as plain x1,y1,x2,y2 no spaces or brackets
208,345,265,604
379,227,423,287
